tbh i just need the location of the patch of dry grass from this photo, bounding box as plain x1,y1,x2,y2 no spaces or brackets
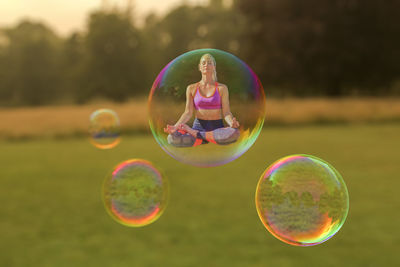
266,98,400,125
0,98,399,139
0,99,148,139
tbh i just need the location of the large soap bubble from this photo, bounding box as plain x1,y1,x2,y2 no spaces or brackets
102,159,169,227
148,49,266,167
89,109,120,149
255,155,349,246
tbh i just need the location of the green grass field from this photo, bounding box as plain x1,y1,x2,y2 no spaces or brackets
1,124,399,266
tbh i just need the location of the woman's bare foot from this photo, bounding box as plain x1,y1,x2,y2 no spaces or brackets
164,124,179,134
179,123,198,137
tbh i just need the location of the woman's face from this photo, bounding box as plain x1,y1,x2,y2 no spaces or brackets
199,56,216,74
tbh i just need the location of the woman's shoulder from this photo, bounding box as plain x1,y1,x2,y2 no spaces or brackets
217,82,227,88
216,83,228,94
186,83,198,96
187,83,198,91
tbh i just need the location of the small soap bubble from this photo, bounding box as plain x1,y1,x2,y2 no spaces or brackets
148,48,266,167
255,154,349,246
89,109,120,149
103,159,169,227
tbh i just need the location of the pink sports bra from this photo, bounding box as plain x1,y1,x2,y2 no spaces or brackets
193,82,222,110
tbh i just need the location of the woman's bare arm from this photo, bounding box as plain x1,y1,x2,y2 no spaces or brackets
174,85,195,126
220,84,239,128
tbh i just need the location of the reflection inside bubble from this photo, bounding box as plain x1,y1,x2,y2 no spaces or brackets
89,108,120,149
256,155,349,246
103,159,169,227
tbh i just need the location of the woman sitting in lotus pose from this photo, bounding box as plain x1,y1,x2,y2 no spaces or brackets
164,53,240,147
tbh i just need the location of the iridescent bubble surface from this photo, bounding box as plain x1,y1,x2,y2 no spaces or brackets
89,109,120,149
255,155,349,246
148,48,266,167
103,159,168,227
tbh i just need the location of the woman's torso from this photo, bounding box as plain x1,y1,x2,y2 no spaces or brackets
193,82,222,120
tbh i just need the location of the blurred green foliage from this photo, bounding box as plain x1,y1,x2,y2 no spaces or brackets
0,0,399,106
237,0,400,96
258,179,348,234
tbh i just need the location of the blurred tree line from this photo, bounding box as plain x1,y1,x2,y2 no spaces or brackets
0,0,399,106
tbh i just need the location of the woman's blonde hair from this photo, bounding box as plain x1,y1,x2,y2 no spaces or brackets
199,54,217,81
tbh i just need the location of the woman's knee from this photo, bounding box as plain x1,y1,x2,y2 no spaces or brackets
214,128,240,145
167,133,196,147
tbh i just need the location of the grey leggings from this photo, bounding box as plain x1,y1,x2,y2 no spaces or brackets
167,118,240,147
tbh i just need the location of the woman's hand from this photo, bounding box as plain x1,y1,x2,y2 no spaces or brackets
231,117,240,128
164,124,179,134
179,123,198,137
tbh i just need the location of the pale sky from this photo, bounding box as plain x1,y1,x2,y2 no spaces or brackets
0,0,209,35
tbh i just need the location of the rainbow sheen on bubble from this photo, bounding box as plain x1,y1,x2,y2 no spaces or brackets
255,155,349,246
89,109,120,149
148,48,266,167
102,159,168,227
